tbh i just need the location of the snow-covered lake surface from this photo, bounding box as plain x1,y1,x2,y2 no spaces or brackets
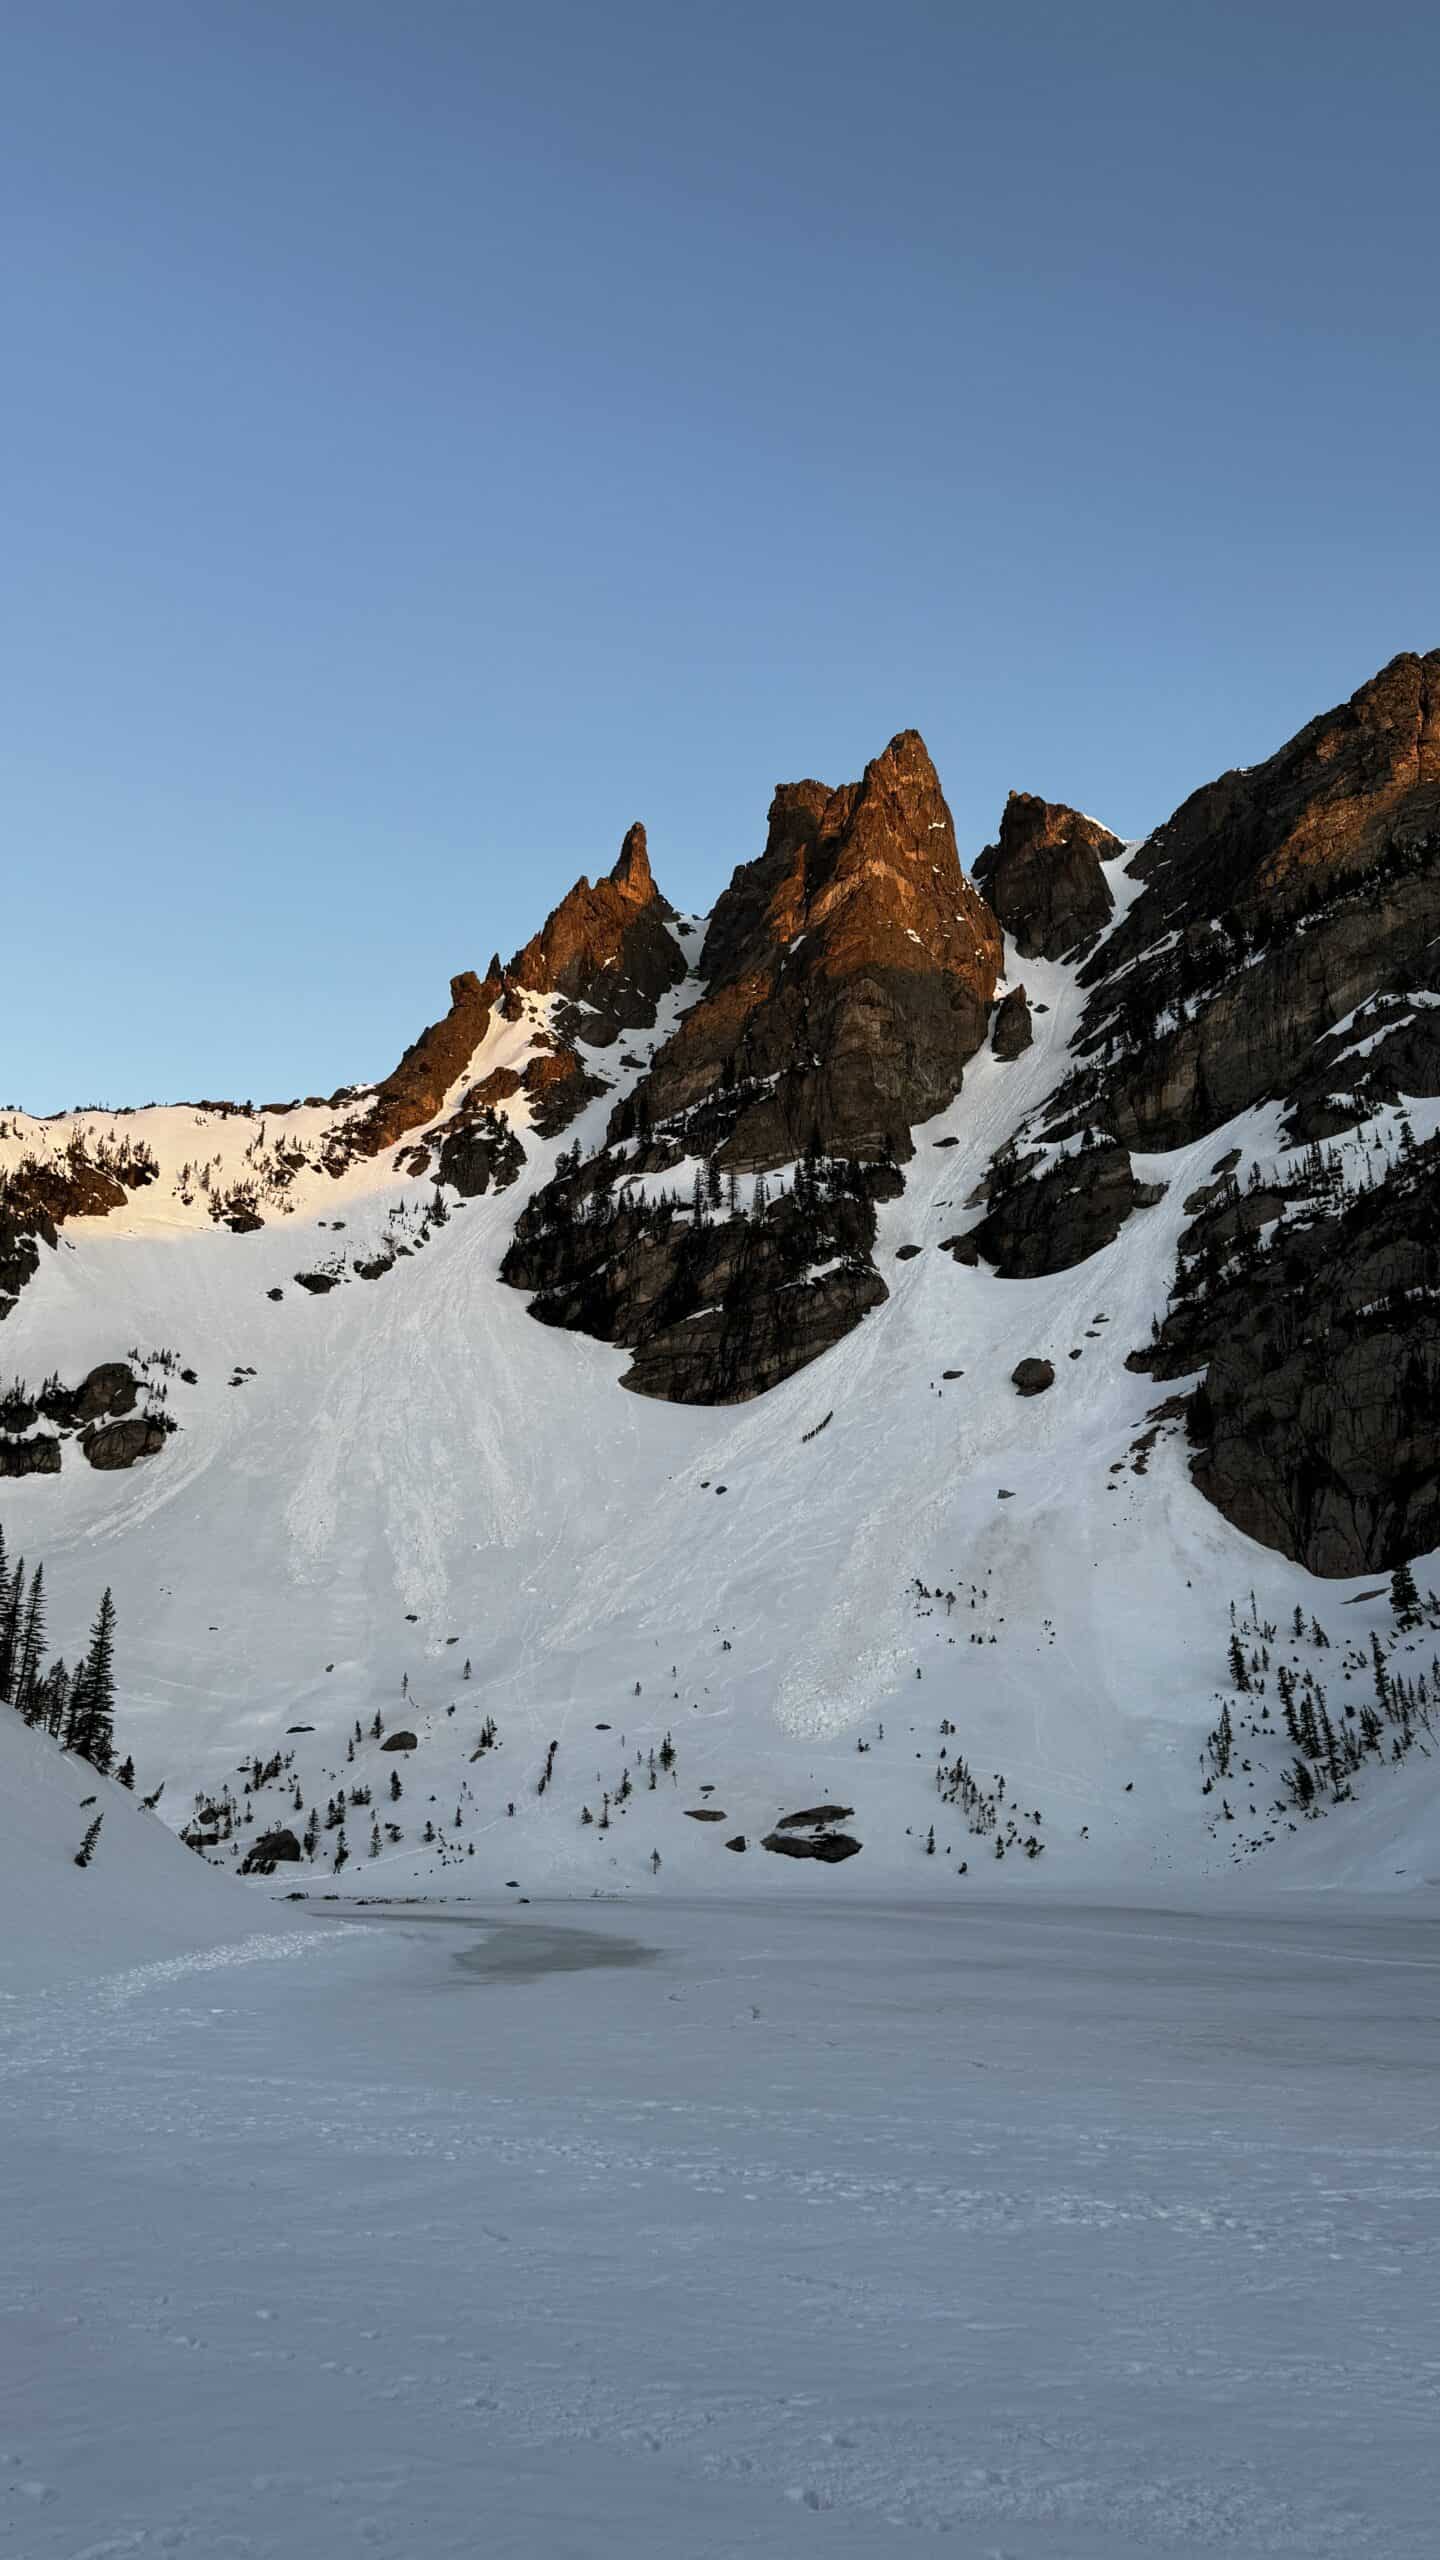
6,1891,1439,2558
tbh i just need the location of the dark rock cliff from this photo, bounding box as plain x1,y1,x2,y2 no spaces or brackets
974,793,1120,962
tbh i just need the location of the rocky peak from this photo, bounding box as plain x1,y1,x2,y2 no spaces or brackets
506,823,686,1044
501,729,1004,1405
974,793,1121,962
610,821,657,903
632,729,1002,1169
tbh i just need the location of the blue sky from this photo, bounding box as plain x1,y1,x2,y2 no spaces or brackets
5,0,1437,1111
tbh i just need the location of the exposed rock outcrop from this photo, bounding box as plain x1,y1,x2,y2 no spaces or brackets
507,823,687,1045
973,1139,1163,1278
437,1109,525,1197
0,1148,140,1317
761,1829,863,1862
241,1828,303,1875
1012,1358,1054,1396
991,985,1033,1059
82,1416,170,1471
520,1046,607,1138
974,794,1121,961
502,731,1000,1400
0,1362,169,1475
1133,1132,1440,1575
0,1433,62,1477
618,732,1001,1172
1062,652,1440,1151
503,1151,888,1403
345,969,499,1160
0,1209,42,1321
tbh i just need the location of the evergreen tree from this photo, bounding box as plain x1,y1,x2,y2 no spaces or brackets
73,1811,104,1869
68,1588,117,1773
1391,1558,1421,1627
43,1658,70,1739
13,1565,48,1722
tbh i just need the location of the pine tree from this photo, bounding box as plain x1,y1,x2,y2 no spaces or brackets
1391,1558,1421,1627
15,1566,47,1722
68,1588,117,1773
74,1811,104,1869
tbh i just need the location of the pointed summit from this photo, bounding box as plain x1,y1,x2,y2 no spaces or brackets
507,823,685,1042
610,822,654,902
618,726,1002,1173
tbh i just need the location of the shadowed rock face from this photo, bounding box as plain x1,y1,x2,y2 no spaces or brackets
974,794,1120,962
502,1149,890,1404
1062,651,1440,1152
436,1111,525,1198
973,1140,1164,1278
1133,1134,1440,1576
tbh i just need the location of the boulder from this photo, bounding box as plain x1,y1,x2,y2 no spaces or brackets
380,1730,418,1752
81,1417,169,1470
241,1828,303,1875
761,1830,863,1862
991,986,1033,1060
1012,1358,1055,1397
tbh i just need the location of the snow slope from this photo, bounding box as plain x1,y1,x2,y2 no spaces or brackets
0,1711,306,1989
6,870,1440,1901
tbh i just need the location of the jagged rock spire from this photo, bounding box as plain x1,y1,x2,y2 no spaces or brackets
610,822,654,902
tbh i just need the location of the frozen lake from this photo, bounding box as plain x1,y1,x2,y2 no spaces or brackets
5,1891,1439,2557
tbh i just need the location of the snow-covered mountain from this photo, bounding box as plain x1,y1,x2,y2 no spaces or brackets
5,651,1440,1900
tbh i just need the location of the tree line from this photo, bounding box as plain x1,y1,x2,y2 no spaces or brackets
0,1522,119,1776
